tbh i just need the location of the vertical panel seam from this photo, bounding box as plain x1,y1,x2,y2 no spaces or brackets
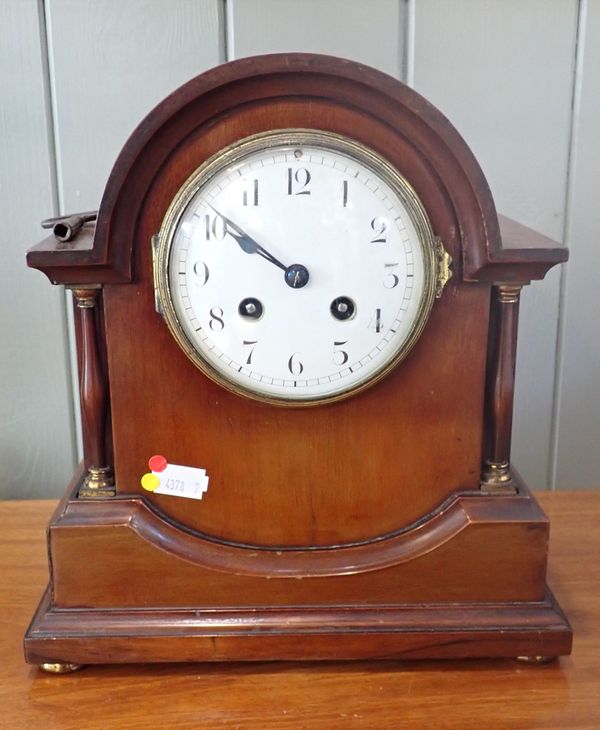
405,0,415,87
549,0,587,490
38,0,81,467
224,0,235,61
39,0,63,213
219,0,228,64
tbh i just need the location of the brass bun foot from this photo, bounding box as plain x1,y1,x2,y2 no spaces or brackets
39,662,83,674
515,655,557,664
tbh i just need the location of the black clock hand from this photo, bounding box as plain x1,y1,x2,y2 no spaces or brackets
207,204,310,289
208,205,288,272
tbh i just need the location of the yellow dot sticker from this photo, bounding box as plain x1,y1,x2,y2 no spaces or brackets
141,472,160,492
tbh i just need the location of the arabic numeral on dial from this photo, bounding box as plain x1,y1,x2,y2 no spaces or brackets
383,263,399,289
333,340,349,366
242,179,259,206
204,213,227,240
209,307,225,331
368,308,383,333
370,217,387,243
287,167,311,195
243,339,258,365
288,352,304,375
192,261,209,286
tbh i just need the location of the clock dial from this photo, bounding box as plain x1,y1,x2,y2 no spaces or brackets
155,130,437,403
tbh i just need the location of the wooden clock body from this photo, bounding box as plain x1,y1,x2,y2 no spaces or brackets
24,55,572,666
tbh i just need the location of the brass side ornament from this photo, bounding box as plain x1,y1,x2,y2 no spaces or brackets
434,237,453,298
151,234,165,316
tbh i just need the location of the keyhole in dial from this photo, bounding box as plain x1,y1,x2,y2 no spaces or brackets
330,296,356,320
239,297,263,320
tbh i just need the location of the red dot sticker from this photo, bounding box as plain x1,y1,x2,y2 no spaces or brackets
148,454,168,472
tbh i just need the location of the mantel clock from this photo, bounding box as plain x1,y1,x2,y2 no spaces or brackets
24,54,572,670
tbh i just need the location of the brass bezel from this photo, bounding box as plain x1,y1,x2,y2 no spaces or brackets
154,129,439,406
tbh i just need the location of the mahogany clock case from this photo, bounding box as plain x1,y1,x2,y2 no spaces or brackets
24,54,571,666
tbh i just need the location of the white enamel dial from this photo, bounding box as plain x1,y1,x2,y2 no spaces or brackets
156,130,437,404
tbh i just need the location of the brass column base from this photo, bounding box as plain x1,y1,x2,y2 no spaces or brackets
481,460,517,494
78,466,115,499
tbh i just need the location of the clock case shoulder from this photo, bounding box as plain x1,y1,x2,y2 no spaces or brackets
26,53,566,286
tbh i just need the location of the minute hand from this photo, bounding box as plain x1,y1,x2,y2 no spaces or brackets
209,206,288,272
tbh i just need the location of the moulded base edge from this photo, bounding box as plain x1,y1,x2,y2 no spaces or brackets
24,585,572,666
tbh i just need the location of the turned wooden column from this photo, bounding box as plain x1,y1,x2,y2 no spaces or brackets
72,287,115,498
481,283,523,492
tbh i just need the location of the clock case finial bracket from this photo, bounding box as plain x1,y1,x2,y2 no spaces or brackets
24,54,571,666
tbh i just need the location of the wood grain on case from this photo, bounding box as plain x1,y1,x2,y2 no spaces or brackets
26,586,571,665
48,474,548,608
24,55,571,664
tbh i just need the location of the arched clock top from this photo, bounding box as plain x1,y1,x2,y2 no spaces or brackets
27,53,566,286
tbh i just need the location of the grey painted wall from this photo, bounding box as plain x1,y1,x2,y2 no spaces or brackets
1,0,598,497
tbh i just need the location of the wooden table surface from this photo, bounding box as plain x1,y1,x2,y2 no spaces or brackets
1,493,598,729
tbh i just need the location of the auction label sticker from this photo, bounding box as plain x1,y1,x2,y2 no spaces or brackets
140,454,209,500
